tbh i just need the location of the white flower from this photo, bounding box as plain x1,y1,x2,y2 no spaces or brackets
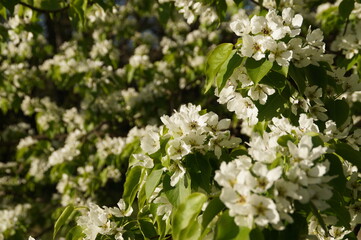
282,8,303,37
77,203,117,240
274,179,300,200
153,195,173,220
205,112,231,132
132,154,154,168
298,114,319,133
306,28,324,48
247,84,275,104
329,226,351,240
346,172,361,199
287,135,327,168
304,86,323,105
290,96,309,115
250,15,268,35
17,136,37,149
170,162,186,186
265,10,289,40
249,195,280,226
229,66,253,88
230,17,251,36
217,85,236,104
227,95,258,125
140,131,160,154
248,132,278,163
349,202,361,224
220,187,252,216
309,104,328,121
268,42,293,66
167,139,191,160
252,163,282,193
182,130,206,149
241,35,271,61
215,161,243,188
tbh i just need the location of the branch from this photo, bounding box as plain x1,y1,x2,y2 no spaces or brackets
249,0,269,10
343,17,350,36
81,121,109,142
18,1,69,13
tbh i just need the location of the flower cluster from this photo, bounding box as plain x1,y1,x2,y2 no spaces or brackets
215,114,333,229
160,0,217,25
77,199,132,240
0,204,30,239
231,7,332,67
139,103,241,186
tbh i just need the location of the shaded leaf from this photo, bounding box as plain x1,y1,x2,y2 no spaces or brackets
172,192,207,240
245,58,273,84
289,64,306,93
145,168,163,199
65,226,85,240
202,196,225,230
339,0,355,19
53,205,75,240
164,173,191,206
334,143,361,172
215,210,241,240
325,99,349,127
205,43,234,92
123,166,143,210
216,50,242,91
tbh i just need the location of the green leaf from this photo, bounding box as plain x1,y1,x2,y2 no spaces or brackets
65,226,85,240
172,192,207,240
305,64,329,90
139,219,158,239
325,99,349,127
180,220,202,240
339,0,355,19
164,173,191,206
326,154,347,194
123,166,143,210
260,71,286,90
215,0,227,20
289,64,306,93
327,197,351,228
310,202,329,237
155,214,169,239
275,0,281,8
158,2,172,24
263,213,308,240
233,0,243,7
0,4,6,19
215,210,240,240
145,168,163,199
185,153,212,192
216,50,242,91
31,0,68,11
69,0,88,28
0,0,19,14
334,143,361,172
249,228,264,240
53,205,75,240
257,92,286,121
272,64,288,77
205,43,234,93
245,58,273,84
277,134,296,147
202,197,225,230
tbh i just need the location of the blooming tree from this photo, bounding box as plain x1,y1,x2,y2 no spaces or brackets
1,0,361,239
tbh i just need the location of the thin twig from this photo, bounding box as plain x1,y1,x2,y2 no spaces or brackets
18,1,69,13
